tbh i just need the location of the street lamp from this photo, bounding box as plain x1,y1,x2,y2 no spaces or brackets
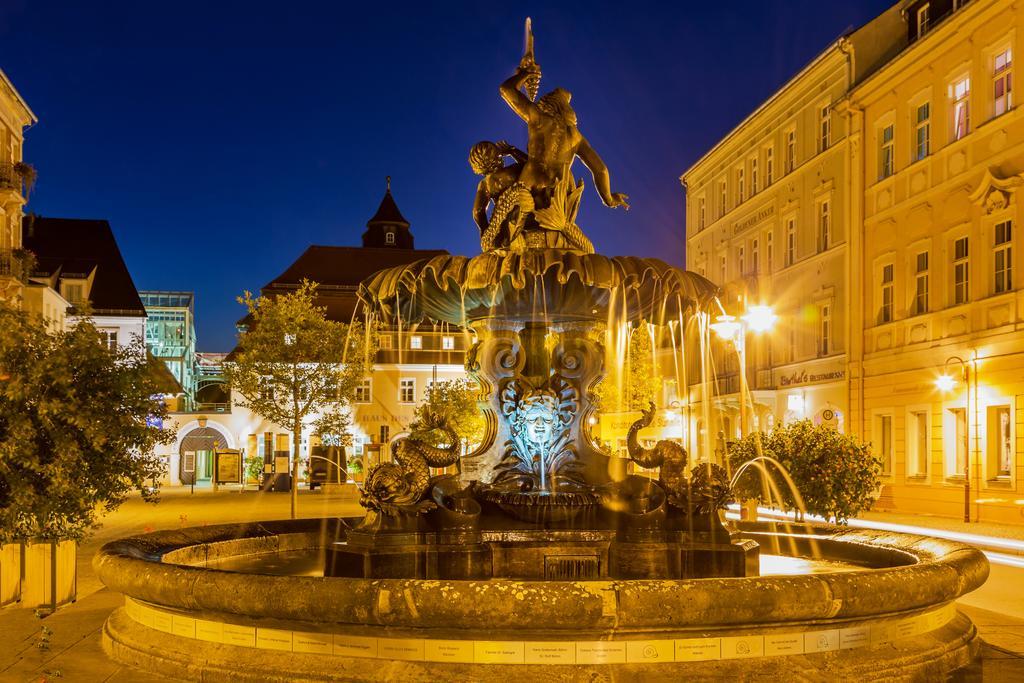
935,356,972,523
711,304,776,437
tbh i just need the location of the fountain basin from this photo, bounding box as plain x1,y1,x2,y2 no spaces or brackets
95,517,988,681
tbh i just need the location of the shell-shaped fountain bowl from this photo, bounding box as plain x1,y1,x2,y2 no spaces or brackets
357,248,718,325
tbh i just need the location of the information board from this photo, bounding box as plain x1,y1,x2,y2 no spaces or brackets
215,449,242,484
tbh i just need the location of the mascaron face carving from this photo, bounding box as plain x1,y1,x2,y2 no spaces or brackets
493,374,583,489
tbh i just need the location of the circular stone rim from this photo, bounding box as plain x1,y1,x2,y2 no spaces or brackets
93,517,990,632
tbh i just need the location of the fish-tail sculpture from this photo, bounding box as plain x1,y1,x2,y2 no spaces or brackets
360,413,462,516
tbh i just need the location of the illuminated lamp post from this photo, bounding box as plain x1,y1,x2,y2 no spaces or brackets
711,304,777,437
935,355,973,523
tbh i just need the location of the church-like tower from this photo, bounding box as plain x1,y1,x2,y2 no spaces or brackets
361,176,414,249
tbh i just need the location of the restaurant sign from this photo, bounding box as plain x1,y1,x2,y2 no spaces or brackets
778,365,845,387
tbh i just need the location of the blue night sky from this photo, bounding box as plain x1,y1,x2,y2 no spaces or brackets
2,0,891,350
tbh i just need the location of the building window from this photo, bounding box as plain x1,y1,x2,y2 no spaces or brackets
914,103,930,162
736,167,745,204
875,413,893,476
908,409,929,477
994,48,1013,117
994,220,1013,293
354,378,371,403
951,75,971,141
719,254,727,282
916,4,930,39
817,200,831,252
719,180,727,216
751,238,759,275
385,231,395,245
62,281,85,305
409,335,423,350
765,146,774,186
819,104,830,152
879,124,894,179
379,335,393,350
766,231,774,272
750,157,758,195
988,405,1013,478
399,378,416,404
945,407,967,479
913,251,929,315
785,216,796,266
737,246,745,276
880,264,894,323
99,329,118,351
785,129,796,173
442,335,455,350
698,196,706,229
953,236,969,304
818,304,831,356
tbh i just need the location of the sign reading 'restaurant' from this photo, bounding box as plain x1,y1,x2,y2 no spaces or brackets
778,367,845,387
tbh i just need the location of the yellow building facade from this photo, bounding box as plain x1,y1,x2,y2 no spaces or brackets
850,0,1024,523
681,11,902,448
0,68,36,306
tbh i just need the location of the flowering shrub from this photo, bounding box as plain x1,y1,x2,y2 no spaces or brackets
729,420,881,524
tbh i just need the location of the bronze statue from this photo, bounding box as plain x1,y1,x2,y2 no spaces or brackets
626,402,689,507
360,411,462,516
470,140,531,251
471,19,628,253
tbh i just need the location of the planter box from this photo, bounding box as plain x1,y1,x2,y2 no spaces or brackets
0,543,22,607
23,540,76,610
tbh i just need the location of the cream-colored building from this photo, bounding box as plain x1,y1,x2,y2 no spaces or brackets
0,68,37,307
681,11,903,448
849,0,1024,524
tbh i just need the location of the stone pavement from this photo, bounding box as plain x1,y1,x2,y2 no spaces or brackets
0,486,363,683
3,488,1024,681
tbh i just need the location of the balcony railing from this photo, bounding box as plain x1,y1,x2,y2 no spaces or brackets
0,248,33,283
0,161,36,198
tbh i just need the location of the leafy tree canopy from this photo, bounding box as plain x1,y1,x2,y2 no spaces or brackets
409,379,485,449
0,303,172,542
224,281,375,516
729,420,882,524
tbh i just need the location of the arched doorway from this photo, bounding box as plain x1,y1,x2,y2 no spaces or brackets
178,426,229,486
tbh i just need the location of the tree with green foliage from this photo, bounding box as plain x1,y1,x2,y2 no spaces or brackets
0,303,172,542
409,379,485,452
592,322,662,413
224,281,375,517
729,420,882,524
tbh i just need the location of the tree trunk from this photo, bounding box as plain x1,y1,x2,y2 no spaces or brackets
292,417,301,519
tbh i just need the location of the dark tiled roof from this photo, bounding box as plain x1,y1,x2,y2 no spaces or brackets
266,245,447,290
23,216,146,316
367,188,409,228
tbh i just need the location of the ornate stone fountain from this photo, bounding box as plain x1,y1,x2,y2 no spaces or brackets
94,20,989,681
330,19,750,581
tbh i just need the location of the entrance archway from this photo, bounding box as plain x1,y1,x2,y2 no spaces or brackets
178,427,229,485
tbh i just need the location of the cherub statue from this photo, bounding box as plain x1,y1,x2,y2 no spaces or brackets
469,140,532,251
